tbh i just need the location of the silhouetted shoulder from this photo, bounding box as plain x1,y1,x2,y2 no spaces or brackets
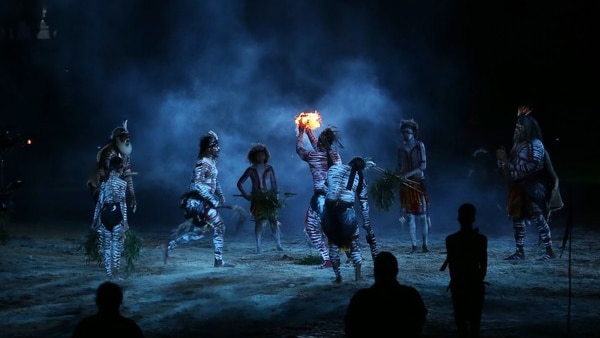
72,314,144,338
446,230,487,245
345,283,427,337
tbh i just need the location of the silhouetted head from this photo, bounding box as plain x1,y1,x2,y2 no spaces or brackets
348,157,366,171
247,143,270,164
457,203,476,228
374,251,399,282
514,105,543,143
317,126,342,151
95,281,123,313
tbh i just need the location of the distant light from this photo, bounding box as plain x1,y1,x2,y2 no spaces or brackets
27,139,32,145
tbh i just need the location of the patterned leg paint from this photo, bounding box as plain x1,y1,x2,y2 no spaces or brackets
255,219,267,253
305,207,330,267
505,220,526,260
349,241,363,281
365,233,378,261
272,219,283,251
212,211,234,267
330,246,342,283
533,214,555,260
164,225,206,264
417,214,429,252
111,224,125,279
98,227,112,279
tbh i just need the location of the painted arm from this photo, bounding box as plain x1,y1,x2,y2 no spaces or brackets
92,184,104,228
215,180,225,206
296,128,310,160
123,160,136,212
119,181,128,225
267,165,278,193
306,128,318,150
508,140,545,180
236,167,252,200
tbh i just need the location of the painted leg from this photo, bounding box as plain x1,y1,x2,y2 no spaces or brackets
112,224,125,279
305,208,330,266
269,217,283,251
505,220,526,260
533,214,554,260
98,227,112,279
417,214,430,252
350,241,363,281
255,219,265,253
213,217,234,267
407,214,418,253
330,245,342,284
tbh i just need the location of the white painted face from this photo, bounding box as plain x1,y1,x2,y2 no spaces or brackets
401,128,415,142
207,142,220,158
115,133,132,156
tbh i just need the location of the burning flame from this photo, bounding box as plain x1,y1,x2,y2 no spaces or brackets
294,110,322,130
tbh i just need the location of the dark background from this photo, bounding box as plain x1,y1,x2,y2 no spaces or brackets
1,0,598,236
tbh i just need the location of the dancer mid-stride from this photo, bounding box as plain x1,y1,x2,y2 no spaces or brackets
164,130,235,267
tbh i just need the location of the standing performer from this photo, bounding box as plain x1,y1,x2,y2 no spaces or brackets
92,157,129,280
237,143,284,253
88,120,137,213
296,110,343,269
164,130,234,267
322,157,378,283
397,118,431,253
444,203,488,338
496,106,562,260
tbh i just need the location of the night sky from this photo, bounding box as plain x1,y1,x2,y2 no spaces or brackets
1,1,597,234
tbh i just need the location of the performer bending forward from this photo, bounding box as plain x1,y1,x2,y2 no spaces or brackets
296,122,343,268
322,157,378,283
164,131,234,267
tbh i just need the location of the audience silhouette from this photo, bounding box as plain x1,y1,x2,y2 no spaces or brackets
72,281,144,338
444,203,488,338
344,251,428,337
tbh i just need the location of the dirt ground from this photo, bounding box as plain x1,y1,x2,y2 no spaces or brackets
1,219,599,338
